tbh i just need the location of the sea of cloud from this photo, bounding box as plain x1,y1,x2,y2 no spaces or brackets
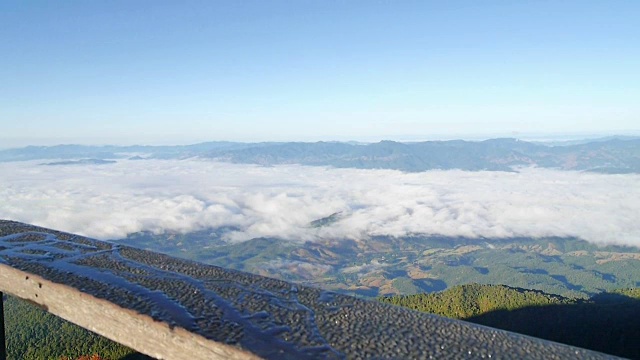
0,159,638,247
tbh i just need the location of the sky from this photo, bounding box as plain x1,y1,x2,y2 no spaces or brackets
1,160,638,247
1,1,639,147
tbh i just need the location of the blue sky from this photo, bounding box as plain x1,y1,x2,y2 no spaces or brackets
1,1,639,147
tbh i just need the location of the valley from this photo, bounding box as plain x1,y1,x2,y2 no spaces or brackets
118,231,640,299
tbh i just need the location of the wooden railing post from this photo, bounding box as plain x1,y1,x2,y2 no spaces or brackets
0,291,6,360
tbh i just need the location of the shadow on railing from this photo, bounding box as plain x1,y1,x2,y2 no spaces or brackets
0,220,617,359
464,294,640,359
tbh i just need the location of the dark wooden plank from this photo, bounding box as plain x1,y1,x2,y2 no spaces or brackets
0,220,617,359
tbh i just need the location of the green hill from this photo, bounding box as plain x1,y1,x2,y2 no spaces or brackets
378,283,576,318
379,284,640,359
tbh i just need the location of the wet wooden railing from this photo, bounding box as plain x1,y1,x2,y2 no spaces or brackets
0,220,615,359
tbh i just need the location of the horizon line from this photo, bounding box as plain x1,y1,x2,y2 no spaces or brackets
2,130,640,150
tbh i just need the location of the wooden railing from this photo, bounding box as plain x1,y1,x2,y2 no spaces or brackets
0,220,614,359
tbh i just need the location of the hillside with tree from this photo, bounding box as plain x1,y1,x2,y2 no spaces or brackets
379,284,640,359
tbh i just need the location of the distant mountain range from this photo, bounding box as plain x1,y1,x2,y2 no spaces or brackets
42,158,117,166
2,137,639,173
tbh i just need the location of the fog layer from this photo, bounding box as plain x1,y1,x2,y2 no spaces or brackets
1,160,638,246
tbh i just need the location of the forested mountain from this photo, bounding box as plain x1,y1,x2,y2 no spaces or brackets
120,232,640,299
379,283,574,318
380,284,640,359
2,137,639,173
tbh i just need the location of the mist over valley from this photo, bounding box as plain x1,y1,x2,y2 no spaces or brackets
1,138,639,300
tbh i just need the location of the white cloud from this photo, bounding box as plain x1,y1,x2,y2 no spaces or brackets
0,159,639,247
